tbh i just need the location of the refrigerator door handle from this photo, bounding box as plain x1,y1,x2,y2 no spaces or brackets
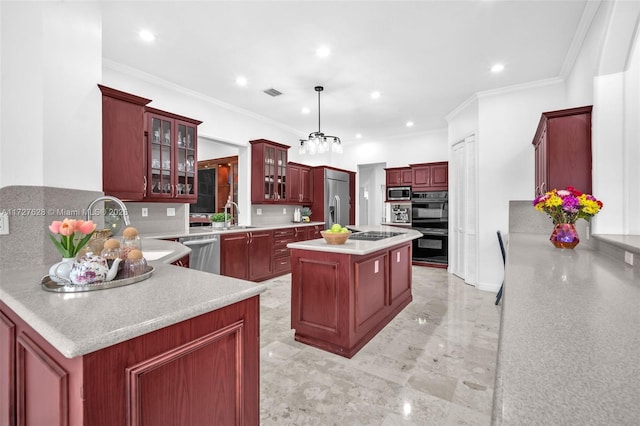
335,194,341,225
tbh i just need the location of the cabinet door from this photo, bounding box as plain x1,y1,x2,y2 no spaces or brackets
288,164,301,202
300,166,312,204
429,163,448,190
308,225,322,240
294,227,308,241
1,312,15,426
389,244,412,304
148,113,176,199
220,233,249,280
100,87,148,201
248,231,273,281
174,120,197,201
354,253,388,330
534,129,548,195
412,166,430,187
276,149,287,201
386,170,402,186
400,169,413,185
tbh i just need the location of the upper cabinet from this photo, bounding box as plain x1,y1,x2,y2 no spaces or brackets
532,106,592,196
287,162,312,204
250,139,290,204
99,85,202,202
385,167,412,187
410,162,448,191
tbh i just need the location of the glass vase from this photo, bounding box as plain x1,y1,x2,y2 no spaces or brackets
550,223,579,249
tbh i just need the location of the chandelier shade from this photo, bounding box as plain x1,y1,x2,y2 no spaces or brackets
299,86,343,155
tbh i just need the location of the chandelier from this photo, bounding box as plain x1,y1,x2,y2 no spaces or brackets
299,86,343,155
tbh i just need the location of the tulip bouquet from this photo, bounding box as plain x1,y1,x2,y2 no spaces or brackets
49,218,97,258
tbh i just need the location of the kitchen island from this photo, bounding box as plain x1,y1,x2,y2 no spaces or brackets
287,225,421,358
0,239,265,426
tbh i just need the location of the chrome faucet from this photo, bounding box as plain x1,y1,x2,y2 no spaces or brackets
224,200,240,226
86,195,131,227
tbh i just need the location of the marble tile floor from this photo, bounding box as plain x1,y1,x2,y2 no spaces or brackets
259,266,501,426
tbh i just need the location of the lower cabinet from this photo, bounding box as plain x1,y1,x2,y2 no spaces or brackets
290,241,412,358
220,230,273,281
0,298,260,426
219,225,324,282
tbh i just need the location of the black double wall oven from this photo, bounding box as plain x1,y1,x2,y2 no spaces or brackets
411,191,448,265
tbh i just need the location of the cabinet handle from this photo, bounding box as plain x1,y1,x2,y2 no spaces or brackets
540,182,546,194
143,176,147,197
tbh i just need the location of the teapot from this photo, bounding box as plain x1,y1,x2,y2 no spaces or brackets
51,254,122,285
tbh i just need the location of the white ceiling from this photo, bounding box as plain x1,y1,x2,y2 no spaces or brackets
101,1,590,144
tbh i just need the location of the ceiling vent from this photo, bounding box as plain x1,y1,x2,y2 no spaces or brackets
263,88,283,97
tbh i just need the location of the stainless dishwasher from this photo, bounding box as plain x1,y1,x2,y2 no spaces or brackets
179,234,220,274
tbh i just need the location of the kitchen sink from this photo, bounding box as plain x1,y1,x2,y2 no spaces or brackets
222,225,256,230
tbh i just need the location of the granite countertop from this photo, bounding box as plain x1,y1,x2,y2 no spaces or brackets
142,221,326,240
0,239,266,359
492,233,640,425
287,225,422,255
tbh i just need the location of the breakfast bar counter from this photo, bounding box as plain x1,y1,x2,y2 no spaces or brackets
0,238,265,425
492,232,640,425
287,225,421,358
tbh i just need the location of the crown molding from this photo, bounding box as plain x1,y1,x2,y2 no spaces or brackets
560,0,602,78
102,59,303,136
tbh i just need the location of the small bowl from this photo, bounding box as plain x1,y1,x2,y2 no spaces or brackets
320,230,352,245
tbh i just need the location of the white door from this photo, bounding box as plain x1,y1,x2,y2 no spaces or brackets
451,135,477,286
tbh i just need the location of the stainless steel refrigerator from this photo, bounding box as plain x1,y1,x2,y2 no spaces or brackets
324,169,350,228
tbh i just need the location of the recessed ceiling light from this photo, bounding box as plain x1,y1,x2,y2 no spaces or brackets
235,76,247,86
491,63,505,73
355,133,362,139
406,121,414,127
370,91,381,99
301,107,310,114
316,45,331,58
139,29,155,42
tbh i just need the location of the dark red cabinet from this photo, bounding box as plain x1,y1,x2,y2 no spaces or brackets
99,85,201,202
0,299,259,426
288,162,312,204
410,162,448,191
220,230,273,281
250,139,289,204
385,167,412,187
532,106,592,195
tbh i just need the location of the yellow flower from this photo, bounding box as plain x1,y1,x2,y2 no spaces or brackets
545,195,563,207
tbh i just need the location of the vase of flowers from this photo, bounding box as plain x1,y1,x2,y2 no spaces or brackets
47,218,96,283
533,186,603,249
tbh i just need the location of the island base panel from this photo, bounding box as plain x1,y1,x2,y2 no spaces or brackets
291,242,413,358
293,295,411,358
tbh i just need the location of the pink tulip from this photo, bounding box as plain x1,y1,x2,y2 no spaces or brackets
49,220,62,234
78,220,96,235
58,219,76,236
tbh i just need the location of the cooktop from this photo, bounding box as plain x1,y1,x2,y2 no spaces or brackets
349,231,404,241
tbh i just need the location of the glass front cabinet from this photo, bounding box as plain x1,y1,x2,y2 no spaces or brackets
250,139,290,203
146,109,200,202
99,84,201,203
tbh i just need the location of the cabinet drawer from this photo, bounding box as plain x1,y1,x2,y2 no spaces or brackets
274,229,295,238
274,247,290,257
273,256,291,274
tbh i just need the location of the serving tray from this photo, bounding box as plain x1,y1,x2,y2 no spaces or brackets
41,266,154,293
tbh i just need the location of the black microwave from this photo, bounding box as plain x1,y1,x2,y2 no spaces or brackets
387,186,411,201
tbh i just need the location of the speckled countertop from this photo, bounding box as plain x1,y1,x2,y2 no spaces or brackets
492,233,640,425
143,221,326,240
287,225,422,255
0,238,266,358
